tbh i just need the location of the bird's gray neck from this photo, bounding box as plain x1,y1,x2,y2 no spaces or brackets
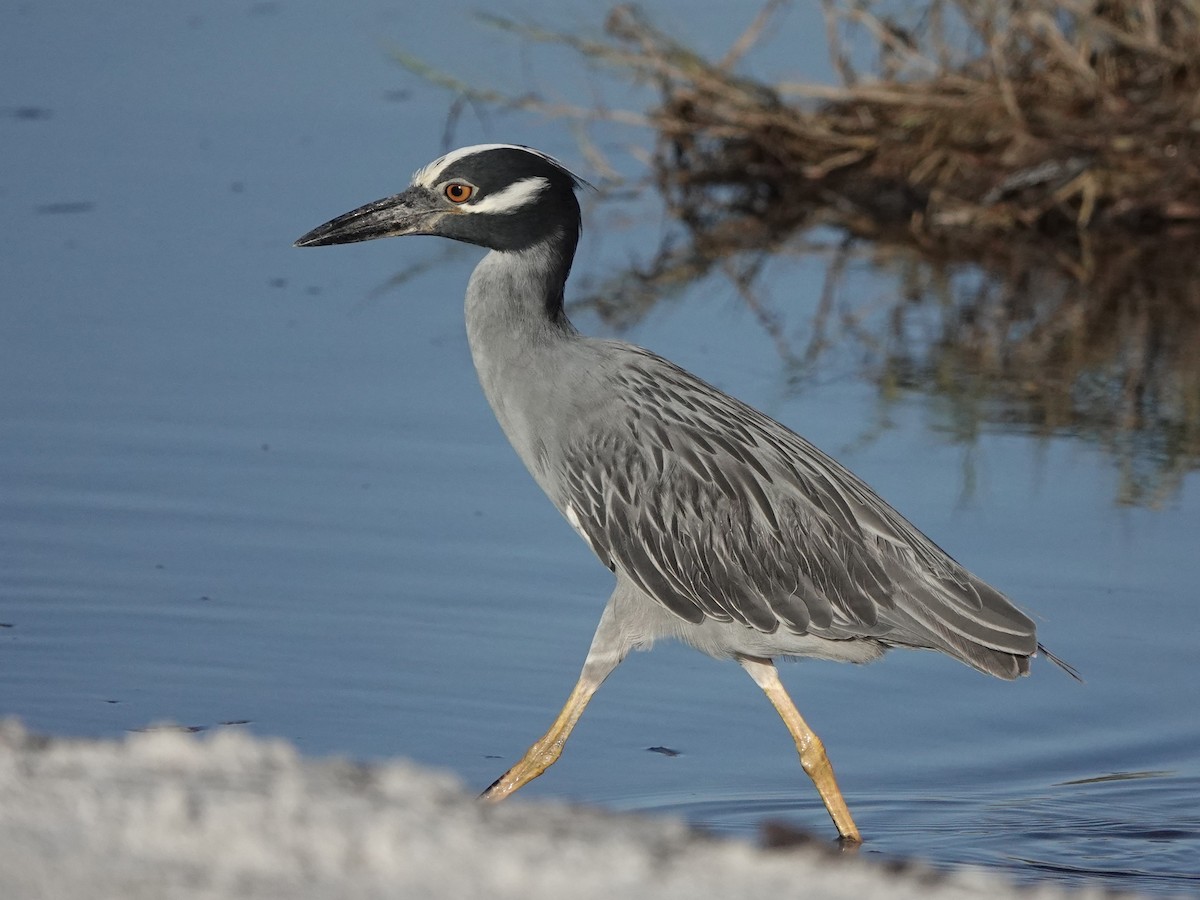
465,229,575,336
464,232,579,472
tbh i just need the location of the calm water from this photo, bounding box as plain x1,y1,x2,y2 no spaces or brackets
3,3,1198,895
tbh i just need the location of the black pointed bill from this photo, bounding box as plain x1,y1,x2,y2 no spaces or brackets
293,187,438,247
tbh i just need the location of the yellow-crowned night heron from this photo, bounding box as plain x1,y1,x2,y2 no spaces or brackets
296,144,1068,842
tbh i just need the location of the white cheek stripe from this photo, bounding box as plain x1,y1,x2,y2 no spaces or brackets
413,143,566,188
462,176,551,215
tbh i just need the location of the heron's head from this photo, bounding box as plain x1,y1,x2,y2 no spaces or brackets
294,144,586,253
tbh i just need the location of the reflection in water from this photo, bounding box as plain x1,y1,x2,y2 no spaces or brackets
865,240,1200,508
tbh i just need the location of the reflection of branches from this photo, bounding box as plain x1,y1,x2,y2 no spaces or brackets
720,255,799,370
806,237,853,371
851,239,1200,506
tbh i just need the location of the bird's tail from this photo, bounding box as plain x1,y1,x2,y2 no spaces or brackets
1038,642,1084,682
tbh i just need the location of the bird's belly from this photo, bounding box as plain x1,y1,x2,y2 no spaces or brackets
611,577,888,665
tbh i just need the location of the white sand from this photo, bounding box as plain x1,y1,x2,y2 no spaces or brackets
0,721,1115,899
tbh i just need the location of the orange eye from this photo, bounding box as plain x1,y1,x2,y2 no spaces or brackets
444,182,474,203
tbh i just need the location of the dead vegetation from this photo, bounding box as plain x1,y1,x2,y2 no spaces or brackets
394,0,1200,503
642,1,1200,251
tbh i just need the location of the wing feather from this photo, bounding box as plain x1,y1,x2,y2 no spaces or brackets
549,344,1037,672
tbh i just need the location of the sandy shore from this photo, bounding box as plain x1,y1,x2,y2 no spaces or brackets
0,721,1116,899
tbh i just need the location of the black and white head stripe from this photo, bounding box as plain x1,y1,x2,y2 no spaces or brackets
412,143,585,190
400,143,590,252
411,144,590,219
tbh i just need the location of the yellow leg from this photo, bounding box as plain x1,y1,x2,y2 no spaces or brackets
480,676,599,801
740,656,862,842
481,588,632,802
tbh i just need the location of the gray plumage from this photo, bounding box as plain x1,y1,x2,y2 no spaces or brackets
296,143,1064,840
